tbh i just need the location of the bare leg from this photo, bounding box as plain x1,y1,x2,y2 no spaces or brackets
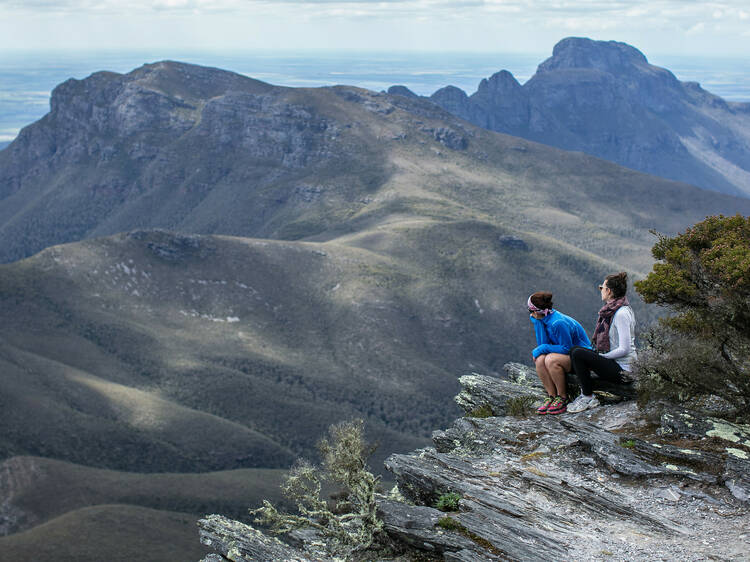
544,353,571,398
534,355,556,396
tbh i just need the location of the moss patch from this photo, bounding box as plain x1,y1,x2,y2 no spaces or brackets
435,517,506,557
506,395,538,417
520,451,546,462
466,403,494,419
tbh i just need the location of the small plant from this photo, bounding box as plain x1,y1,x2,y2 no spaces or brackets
506,395,538,416
434,492,461,512
466,403,493,418
250,419,382,558
437,516,462,531
621,439,636,449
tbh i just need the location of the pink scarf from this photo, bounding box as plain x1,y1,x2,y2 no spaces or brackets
592,296,629,352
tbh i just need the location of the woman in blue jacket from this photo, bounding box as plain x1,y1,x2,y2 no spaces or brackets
528,291,591,415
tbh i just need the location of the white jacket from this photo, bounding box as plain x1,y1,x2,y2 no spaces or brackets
601,306,637,371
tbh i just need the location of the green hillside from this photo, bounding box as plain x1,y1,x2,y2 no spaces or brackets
0,505,211,562
0,456,286,537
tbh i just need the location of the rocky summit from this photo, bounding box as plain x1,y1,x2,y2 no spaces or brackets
198,363,750,561
415,37,750,198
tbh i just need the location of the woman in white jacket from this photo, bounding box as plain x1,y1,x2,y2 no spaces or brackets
567,272,637,413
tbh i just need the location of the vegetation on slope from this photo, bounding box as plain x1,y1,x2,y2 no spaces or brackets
635,215,750,418
0,456,286,537
0,505,211,562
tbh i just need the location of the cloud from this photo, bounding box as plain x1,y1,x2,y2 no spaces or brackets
0,128,19,142
1,0,749,54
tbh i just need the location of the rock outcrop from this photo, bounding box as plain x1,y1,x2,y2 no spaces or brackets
424,37,750,198
198,363,750,561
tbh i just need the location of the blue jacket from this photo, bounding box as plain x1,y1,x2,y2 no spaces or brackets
531,309,591,359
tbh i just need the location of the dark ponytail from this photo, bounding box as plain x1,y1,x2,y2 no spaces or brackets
530,291,554,310
605,272,628,299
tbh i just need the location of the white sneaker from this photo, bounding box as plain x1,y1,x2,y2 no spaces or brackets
567,394,600,413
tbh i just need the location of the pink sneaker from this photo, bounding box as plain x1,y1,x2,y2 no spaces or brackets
536,396,554,415
546,396,568,415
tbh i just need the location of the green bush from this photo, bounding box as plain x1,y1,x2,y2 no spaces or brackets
635,215,750,413
250,419,382,558
434,492,461,512
466,403,493,418
506,395,538,417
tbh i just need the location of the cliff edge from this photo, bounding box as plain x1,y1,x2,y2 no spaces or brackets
198,363,750,561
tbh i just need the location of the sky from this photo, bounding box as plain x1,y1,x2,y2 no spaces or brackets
1,0,750,56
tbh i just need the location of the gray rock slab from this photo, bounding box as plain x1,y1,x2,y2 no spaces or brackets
376,499,478,554
561,418,718,482
197,514,314,562
660,409,750,447
455,374,545,416
384,445,685,562
724,454,750,503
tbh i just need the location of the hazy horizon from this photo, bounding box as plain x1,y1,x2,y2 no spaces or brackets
1,46,749,144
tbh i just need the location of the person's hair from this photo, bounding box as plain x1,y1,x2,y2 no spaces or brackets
530,291,554,310
605,272,628,298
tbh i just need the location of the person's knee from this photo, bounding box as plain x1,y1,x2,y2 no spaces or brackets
544,354,559,368
546,354,570,373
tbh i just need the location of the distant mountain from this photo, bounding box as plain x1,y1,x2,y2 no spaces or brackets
0,141,9,151
394,37,750,198
2,59,748,265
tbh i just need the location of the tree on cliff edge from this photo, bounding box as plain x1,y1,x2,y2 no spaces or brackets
635,214,750,414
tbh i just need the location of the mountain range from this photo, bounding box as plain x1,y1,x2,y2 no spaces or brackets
390,37,750,198
2,47,750,560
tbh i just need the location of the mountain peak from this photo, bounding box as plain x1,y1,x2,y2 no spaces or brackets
537,37,649,74
48,60,274,120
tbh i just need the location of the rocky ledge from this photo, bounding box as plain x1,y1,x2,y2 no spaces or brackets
198,363,750,561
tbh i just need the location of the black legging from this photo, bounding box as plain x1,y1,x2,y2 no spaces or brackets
570,346,623,395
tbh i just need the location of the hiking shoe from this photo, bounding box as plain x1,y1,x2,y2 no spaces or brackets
536,396,554,415
567,394,600,413
546,396,568,415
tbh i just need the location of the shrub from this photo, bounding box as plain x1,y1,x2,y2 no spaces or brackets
506,395,538,416
250,419,382,558
635,215,750,413
466,403,493,418
434,492,461,512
